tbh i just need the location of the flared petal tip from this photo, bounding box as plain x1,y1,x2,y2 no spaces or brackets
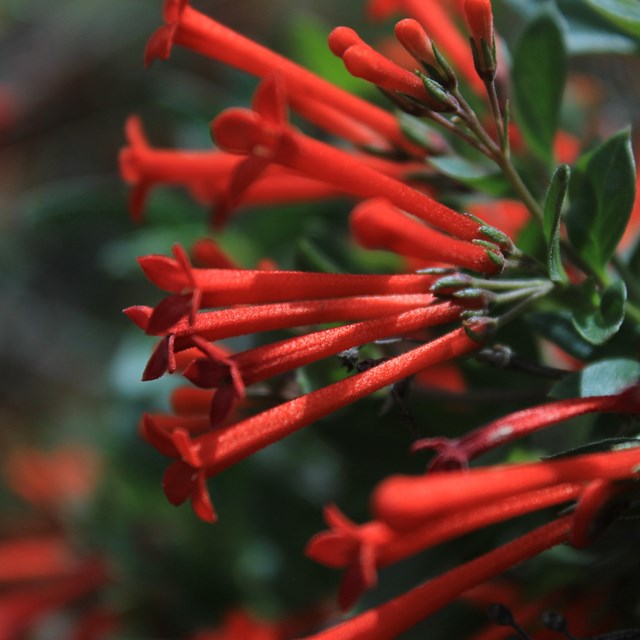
144,23,178,68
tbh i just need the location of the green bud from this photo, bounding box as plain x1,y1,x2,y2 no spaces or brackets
431,42,458,90
430,274,473,292
417,72,459,113
463,315,498,342
479,225,516,255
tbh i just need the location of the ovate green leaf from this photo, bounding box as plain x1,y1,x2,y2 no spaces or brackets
428,156,512,197
512,6,567,164
527,311,595,360
543,164,570,284
549,357,640,398
572,280,627,345
582,0,640,38
566,129,636,273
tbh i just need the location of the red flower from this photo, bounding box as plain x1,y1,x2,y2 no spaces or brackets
373,445,640,530
144,0,411,151
412,388,640,470
4,446,101,511
119,116,339,224
142,327,478,522
464,0,494,48
328,27,456,111
0,445,113,639
300,518,573,639
306,484,581,610
0,559,109,639
366,0,485,94
464,0,497,81
212,75,505,256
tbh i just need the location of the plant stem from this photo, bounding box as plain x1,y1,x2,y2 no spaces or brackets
485,80,506,151
612,254,640,304
452,88,545,225
494,285,550,305
469,278,551,291
425,111,491,156
495,284,554,329
625,300,640,324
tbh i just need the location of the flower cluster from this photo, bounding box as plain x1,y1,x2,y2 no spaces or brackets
122,0,640,636
0,446,114,639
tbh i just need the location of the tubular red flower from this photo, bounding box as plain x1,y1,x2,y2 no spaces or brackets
373,446,640,530
413,390,640,470
570,479,634,549
170,387,216,416
138,256,438,303
0,537,78,583
185,302,468,391
145,0,413,152
300,517,572,640
367,0,484,94
4,447,101,509
464,0,496,81
327,29,434,105
350,199,500,273
212,79,490,243
132,293,438,339
182,301,471,425
191,239,240,270
394,19,437,68
147,328,478,522
119,116,340,223
306,483,581,610
0,559,109,639
464,0,494,46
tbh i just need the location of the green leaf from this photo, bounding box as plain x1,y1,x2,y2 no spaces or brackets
582,0,640,38
566,129,636,273
527,311,595,360
543,164,570,284
566,21,639,54
295,238,341,273
287,15,373,95
397,113,441,154
572,280,627,345
428,156,512,197
512,5,567,164
549,357,640,398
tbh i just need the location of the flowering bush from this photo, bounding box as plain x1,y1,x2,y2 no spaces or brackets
116,0,640,636
4,0,640,637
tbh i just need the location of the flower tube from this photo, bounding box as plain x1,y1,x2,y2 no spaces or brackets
373,445,640,530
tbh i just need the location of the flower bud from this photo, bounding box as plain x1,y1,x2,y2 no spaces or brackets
464,0,497,82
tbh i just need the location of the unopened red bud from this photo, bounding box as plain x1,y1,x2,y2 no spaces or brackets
328,26,364,57
342,45,427,101
464,0,497,81
211,109,275,154
395,20,458,90
394,19,435,67
464,0,494,45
